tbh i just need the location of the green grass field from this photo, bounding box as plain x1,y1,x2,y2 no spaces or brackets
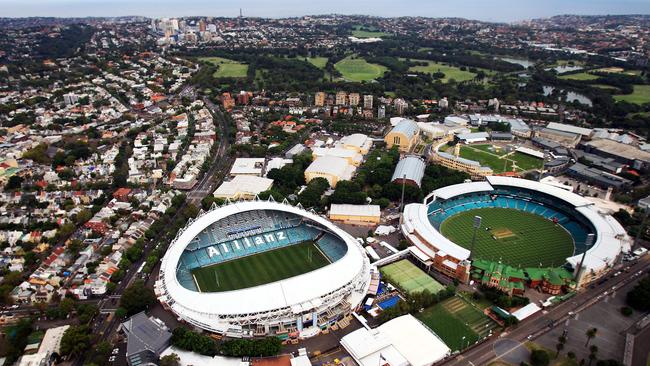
440,208,574,267
454,144,543,173
614,85,650,105
417,296,496,351
558,72,599,81
191,241,329,292
334,56,387,82
351,26,390,38
305,56,328,69
380,259,444,294
199,56,249,78
408,60,477,83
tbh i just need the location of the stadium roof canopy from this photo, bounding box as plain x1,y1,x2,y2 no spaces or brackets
404,177,630,274
157,200,370,333
486,176,591,207
432,181,493,200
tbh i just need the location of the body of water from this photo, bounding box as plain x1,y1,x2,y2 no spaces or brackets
498,57,535,69
543,86,593,107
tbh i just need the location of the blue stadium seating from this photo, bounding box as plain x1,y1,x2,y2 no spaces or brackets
176,210,349,289
426,188,594,251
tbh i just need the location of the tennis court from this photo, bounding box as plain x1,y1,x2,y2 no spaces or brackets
380,259,444,294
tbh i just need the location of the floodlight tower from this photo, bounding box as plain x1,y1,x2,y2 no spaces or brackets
573,233,595,286
469,215,482,256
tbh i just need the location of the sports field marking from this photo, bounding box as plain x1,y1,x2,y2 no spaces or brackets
380,259,444,294
490,228,515,240
440,208,574,267
191,241,329,292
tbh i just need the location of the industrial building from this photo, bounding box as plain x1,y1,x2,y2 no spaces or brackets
304,155,355,188
213,175,274,200
329,204,381,225
120,312,172,366
340,314,451,366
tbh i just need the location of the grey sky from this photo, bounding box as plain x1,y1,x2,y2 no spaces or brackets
2,0,650,22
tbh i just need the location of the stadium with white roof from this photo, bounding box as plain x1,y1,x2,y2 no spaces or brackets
401,176,631,287
155,200,371,337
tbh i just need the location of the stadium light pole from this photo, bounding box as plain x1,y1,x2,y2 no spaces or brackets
573,233,595,286
537,150,548,182
399,174,407,213
633,206,649,251
469,216,482,256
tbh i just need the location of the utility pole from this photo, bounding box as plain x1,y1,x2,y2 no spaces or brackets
469,216,482,255
574,233,595,286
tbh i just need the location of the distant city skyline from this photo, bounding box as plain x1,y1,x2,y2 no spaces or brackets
3,0,650,22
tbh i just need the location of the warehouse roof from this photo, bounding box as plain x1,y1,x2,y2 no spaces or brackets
305,156,355,181
391,156,426,187
230,158,265,176
121,312,172,358
546,122,593,137
330,204,380,218
585,139,650,163
341,314,450,366
214,175,274,198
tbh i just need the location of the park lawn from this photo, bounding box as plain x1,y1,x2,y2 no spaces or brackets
191,241,329,292
590,84,620,92
592,67,641,75
407,60,476,83
305,56,328,69
440,208,574,267
558,72,599,81
614,85,650,105
199,56,248,78
334,56,387,82
351,25,389,38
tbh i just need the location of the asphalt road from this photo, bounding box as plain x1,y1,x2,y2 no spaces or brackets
442,256,650,366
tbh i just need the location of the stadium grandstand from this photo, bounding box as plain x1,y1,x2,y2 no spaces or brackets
155,199,371,338
401,176,630,287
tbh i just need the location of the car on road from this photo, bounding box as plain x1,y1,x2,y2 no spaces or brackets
108,356,116,362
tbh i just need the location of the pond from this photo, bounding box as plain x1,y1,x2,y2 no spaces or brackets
549,65,584,74
498,57,535,68
543,86,593,107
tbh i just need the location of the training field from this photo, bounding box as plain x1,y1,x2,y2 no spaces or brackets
440,208,574,267
380,259,444,294
614,85,650,105
417,296,497,351
407,60,477,83
199,57,249,78
334,56,387,82
305,56,328,69
452,144,543,173
191,241,329,292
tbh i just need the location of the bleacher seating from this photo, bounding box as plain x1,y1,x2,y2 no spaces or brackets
426,189,594,250
176,210,349,290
